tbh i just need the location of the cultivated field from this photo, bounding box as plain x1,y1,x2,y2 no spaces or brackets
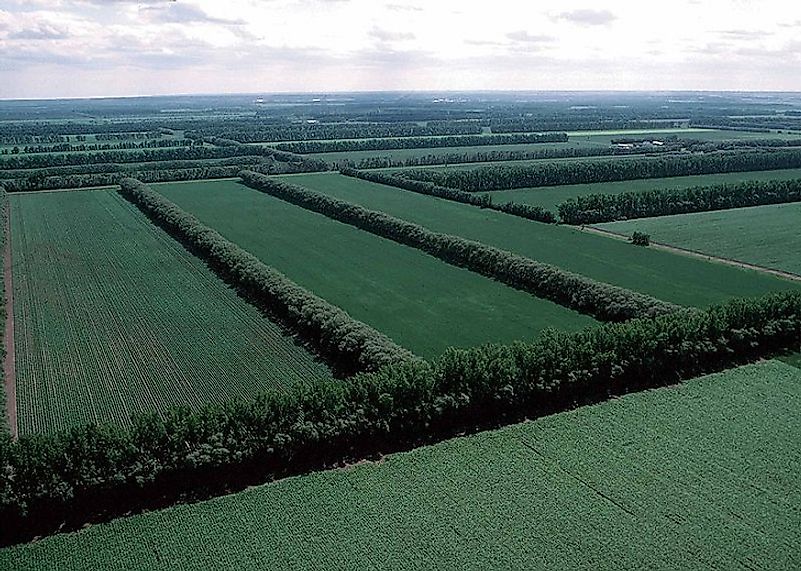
2,92,801,567
599,202,801,276
282,173,799,307
10,189,332,434
487,168,801,211
4,359,797,569
155,180,594,358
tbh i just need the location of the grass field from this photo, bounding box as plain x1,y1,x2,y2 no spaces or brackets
155,180,594,358
282,173,798,308
598,203,801,276
11,190,332,435
4,359,798,570
487,168,801,211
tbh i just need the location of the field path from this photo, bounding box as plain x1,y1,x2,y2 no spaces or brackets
584,225,801,283
3,204,16,438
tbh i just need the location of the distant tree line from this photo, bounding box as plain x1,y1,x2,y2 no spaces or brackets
187,121,483,143
0,139,194,155
558,178,801,224
402,148,801,192
340,168,556,223
241,170,676,321
0,144,328,173
489,118,682,133
691,116,801,132
0,155,325,192
2,289,798,544
337,137,801,170
276,132,569,154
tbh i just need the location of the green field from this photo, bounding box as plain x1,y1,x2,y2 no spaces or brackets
309,128,768,164
11,190,332,435
598,203,801,276
155,180,594,358
486,168,801,211
4,359,798,570
312,141,580,163
281,173,798,307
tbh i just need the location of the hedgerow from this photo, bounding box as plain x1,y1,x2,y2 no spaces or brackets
402,148,801,192
558,178,801,224
241,170,677,321
340,168,556,223
1,290,798,545
118,178,414,374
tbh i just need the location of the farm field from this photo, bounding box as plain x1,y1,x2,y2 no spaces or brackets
10,189,333,435
155,179,595,358
308,141,580,163
279,128,783,165
281,173,799,307
487,167,801,211
598,202,801,276
564,127,801,145
3,359,798,570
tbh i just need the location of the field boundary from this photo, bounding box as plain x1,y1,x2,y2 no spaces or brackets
585,225,801,283
3,203,16,438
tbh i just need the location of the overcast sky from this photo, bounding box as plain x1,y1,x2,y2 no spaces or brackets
0,0,799,99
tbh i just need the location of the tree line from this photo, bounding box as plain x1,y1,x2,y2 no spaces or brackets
275,132,569,154
0,144,328,173
119,178,413,374
1,139,194,156
187,121,483,143
0,156,325,192
489,118,681,133
402,148,801,192
334,137,801,170
240,170,676,322
558,178,801,224
341,168,556,223
2,289,798,544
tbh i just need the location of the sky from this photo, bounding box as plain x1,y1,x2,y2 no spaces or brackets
0,0,799,99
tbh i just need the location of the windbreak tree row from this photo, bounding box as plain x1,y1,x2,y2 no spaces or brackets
489,118,680,133
1,290,798,545
241,170,677,321
401,148,801,192
0,145,263,170
558,178,801,224
188,121,483,143
341,168,556,223
118,178,414,374
275,132,569,154
0,139,194,155
1,163,273,192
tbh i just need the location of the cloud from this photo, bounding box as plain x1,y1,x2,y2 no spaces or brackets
386,3,422,11
8,22,68,40
140,3,246,25
506,31,553,44
553,9,616,26
369,26,415,42
718,29,769,39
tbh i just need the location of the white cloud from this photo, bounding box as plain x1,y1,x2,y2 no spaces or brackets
0,0,800,98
